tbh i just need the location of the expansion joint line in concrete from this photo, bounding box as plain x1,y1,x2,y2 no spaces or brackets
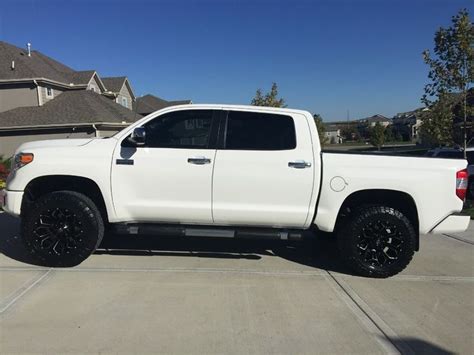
325,271,415,355
0,269,53,317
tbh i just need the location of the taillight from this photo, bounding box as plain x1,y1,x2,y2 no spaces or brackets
456,169,468,201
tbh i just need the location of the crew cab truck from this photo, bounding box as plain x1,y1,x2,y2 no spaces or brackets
1,105,470,277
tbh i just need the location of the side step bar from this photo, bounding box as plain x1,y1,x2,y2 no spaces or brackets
112,224,307,241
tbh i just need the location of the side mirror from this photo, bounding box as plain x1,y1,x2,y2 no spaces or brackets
128,127,146,146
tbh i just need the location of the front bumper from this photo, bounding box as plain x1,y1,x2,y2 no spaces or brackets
429,213,471,234
0,190,23,216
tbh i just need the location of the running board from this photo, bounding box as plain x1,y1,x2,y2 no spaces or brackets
112,224,306,241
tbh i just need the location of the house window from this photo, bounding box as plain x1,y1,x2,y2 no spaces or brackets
122,97,128,108
46,87,53,98
90,87,95,92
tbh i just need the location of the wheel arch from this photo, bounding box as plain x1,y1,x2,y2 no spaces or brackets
22,175,110,223
334,189,420,250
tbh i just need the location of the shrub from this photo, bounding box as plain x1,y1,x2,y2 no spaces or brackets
0,156,11,189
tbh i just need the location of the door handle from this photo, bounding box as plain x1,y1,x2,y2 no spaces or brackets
116,159,134,165
288,160,311,169
187,156,211,165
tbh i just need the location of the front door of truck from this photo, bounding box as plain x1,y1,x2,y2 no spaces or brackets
111,109,219,224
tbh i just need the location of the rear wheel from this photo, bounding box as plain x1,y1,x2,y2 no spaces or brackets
21,191,104,267
337,205,416,278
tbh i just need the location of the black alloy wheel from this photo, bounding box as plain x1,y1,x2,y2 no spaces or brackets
337,205,416,278
22,191,104,267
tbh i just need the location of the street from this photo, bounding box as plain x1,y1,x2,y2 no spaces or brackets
0,211,473,354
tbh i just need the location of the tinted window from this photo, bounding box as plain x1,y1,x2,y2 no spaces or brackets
145,110,213,148
225,111,296,150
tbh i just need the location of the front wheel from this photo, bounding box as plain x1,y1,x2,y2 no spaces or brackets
337,206,416,278
21,191,104,267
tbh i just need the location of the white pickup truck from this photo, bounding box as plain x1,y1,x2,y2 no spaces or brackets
1,105,470,277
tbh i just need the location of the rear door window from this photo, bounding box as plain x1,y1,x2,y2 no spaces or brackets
224,111,296,150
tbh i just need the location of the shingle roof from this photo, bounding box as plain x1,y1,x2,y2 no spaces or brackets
65,70,96,85
102,77,126,92
134,94,191,115
359,114,391,123
0,41,94,85
0,90,140,128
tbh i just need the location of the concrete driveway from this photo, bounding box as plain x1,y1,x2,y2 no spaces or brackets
0,211,473,354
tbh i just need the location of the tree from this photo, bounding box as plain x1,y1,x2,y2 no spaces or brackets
422,9,473,155
251,83,286,107
340,126,360,141
369,122,385,150
313,114,328,146
419,94,455,146
384,125,394,142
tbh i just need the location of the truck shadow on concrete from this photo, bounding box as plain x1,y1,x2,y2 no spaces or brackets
0,212,352,275
387,336,454,355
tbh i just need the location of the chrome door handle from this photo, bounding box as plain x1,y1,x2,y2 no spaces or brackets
288,160,311,169
187,156,211,165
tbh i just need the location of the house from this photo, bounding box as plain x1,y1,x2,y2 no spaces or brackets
392,108,426,142
358,114,392,127
0,41,190,157
134,94,191,116
0,90,139,157
0,41,107,112
324,124,342,144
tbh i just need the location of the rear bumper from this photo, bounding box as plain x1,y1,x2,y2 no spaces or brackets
429,213,470,234
0,190,23,216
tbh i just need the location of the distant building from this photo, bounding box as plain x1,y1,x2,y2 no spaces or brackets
392,108,426,142
324,124,342,144
358,114,392,128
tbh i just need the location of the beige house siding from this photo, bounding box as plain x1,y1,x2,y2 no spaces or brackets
115,82,133,110
88,76,102,93
40,85,66,104
0,83,38,113
0,131,95,158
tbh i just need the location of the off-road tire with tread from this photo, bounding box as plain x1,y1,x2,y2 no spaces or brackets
337,205,416,278
21,191,104,267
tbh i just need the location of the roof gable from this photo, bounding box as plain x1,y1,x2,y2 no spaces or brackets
102,76,126,92
134,94,191,115
102,76,135,100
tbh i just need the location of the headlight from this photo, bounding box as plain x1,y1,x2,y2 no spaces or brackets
12,153,34,171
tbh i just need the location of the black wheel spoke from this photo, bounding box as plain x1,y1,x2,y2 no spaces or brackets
356,218,404,268
32,207,85,256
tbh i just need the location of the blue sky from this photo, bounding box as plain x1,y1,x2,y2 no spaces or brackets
1,0,472,121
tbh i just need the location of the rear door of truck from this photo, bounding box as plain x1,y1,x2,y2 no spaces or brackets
212,109,316,228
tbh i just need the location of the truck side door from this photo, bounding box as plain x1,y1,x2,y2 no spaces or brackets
111,109,219,224
212,110,315,228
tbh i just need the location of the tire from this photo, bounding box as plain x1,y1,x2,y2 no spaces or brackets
21,191,104,267
337,205,416,278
